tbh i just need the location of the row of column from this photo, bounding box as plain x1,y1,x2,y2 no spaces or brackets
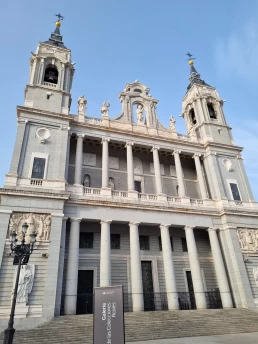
73,135,208,199
64,220,233,314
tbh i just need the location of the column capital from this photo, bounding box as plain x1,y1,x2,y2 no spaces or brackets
70,217,82,223
184,225,195,231
160,224,171,229
129,221,140,226
51,213,64,218
151,146,160,152
76,133,85,139
125,141,134,147
101,137,110,144
207,227,218,232
62,217,69,221
192,153,202,158
173,150,181,155
100,220,112,225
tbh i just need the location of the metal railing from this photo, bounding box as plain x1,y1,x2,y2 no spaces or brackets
75,291,223,315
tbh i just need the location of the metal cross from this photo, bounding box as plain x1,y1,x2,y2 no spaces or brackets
186,52,196,61
55,13,64,21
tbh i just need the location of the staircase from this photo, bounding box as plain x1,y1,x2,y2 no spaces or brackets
1,309,258,343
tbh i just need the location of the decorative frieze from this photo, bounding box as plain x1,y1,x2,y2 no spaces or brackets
237,228,258,252
9,213,51,242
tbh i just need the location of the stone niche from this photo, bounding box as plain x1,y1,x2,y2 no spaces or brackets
9,213,51,242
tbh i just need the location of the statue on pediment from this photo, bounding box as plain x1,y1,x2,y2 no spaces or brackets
136,104,144,123
100,102,110,118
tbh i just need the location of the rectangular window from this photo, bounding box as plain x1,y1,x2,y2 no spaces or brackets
181,238,188,252
111,234,120,249
158,236,173,251
139,235,150,250
31,157,46,179
230,183,241,201
79,232,93,249
134,181,142,193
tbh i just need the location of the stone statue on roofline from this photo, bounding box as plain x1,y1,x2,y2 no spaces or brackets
78,95,87,114
100,101,110,118
169,116,176,131
136,104,144,123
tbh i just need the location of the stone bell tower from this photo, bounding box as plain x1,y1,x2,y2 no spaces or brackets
181,57,235,145
24,15,75,114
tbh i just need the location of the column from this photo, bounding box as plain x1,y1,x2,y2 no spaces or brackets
42,214,65,318
65,131,71,182
160,225,179,310
0,211,12,269
55,217,68,315
74,134,84,185
64,218,81,315
207,228,233,308
126,142,135,191
102,138,110,189
193,153,208,199
152,146,163,195
173,150,186,197
184,226,207,309
129,222,144,311
38,57,45,84
100,220,112,287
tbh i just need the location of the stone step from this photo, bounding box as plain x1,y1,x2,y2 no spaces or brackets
1,309,258,343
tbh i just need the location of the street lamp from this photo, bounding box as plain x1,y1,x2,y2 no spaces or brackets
3,222,37,344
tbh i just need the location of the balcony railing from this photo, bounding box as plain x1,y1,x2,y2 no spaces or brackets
138,193,157,201
43,81,57,88
112,190,128,198
84,187,101,195
73,291,223,315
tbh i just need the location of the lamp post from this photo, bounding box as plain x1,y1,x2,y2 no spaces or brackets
3,222,37,344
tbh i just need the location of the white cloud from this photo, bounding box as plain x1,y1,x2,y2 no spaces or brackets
215,20,258,81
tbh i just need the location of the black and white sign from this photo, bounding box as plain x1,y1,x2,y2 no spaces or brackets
93,285,125,344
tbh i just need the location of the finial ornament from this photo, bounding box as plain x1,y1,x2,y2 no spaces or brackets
186,52,196,65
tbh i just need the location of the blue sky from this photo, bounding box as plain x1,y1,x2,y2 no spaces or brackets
0,0,258,199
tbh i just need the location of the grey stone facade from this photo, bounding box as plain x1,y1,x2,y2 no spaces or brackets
1,21,258,331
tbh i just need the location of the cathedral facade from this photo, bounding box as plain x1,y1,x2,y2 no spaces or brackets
0,20,258,330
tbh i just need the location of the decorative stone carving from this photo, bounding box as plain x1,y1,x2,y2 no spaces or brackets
100,102,110,119
253,267,258,287
9,213,51,242
169,116,176,131
83,153,96,166
83,174,90,187
237,228,258,252
108,177,115,190
12,264,35,304
133,158,143,175
36,127,51,144
78,95,87,114
222,158,233,172
136,104,144,124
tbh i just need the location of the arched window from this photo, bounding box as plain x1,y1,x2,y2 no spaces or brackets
44,64,58,85
109,177,115,190
189,108,197,125
207,103,217,119
83,174,91,187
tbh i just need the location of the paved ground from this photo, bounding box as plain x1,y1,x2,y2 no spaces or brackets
126,332,258,344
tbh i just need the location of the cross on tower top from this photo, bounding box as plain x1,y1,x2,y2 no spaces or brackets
55,13,64,22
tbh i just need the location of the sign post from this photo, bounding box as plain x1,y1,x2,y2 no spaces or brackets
93,285,125,344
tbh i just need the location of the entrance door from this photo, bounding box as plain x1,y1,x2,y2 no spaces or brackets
76,270,94,314
141,261,155,311
186,271,196,309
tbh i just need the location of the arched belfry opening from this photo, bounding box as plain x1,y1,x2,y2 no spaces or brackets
189,108,197,125
44,64,58,84
207,103,217,119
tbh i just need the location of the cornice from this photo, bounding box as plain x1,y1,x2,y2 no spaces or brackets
17,106,73,122
204,141,243,152
0,188,69,201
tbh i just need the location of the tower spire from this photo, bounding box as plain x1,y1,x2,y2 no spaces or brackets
44,13,67,48
186,53,210,90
